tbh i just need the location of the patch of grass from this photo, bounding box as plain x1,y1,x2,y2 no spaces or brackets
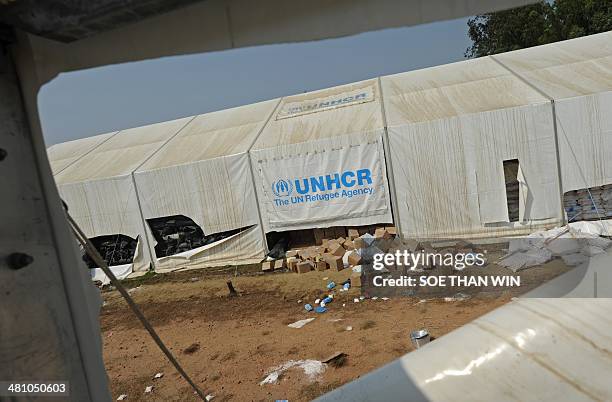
359,320,377,330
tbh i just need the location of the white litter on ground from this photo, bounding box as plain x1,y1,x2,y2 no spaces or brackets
144,385,153,393
346,326,353,331
153,372,163,379
260,360,326,385
444,292,470,302
205,394,215,401
117,395,127,401
287,318,316,329
499,222,612,272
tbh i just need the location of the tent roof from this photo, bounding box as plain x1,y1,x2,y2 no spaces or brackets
55,117,192,184
252,79,383,150
47,131,117,175
381,56,549,126
137,99,279,172
494,31,612,100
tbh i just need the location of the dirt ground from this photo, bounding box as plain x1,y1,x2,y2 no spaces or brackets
99,257,571,402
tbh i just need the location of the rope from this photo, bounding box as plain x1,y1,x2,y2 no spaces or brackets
65,211,208,401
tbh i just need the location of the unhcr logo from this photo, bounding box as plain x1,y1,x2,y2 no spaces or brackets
272,168,375,207
272,179,293,197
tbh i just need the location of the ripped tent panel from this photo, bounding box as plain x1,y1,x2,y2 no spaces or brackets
82,234,139,268
146,214,255,258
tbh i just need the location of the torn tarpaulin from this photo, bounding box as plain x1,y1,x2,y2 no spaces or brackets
499,221,612,272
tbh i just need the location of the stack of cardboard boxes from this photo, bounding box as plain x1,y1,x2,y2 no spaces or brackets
261,226,398,288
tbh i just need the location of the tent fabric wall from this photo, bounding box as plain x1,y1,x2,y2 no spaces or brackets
134,100,279,269
49,32,612,266
494,31,612,193
47,131,117,174
55,117,193,274
250,79,393,232
382,56,562,238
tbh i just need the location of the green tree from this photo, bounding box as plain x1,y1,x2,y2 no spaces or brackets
465,0,612,58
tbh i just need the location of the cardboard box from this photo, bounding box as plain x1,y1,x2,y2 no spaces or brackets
323,254,344,271
274,259,286,270
353,237,366,249
315,261,328,271
287,258,299,272
286,250,299,258
350,271,362,287
347,251,362,266
296,261,314,274
374,227,388,239
262,261,274,271
385,226,397,236
343,240,355,250
328,243,346,257
347,228,359,240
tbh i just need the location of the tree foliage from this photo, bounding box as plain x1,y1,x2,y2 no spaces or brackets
465,0,612,58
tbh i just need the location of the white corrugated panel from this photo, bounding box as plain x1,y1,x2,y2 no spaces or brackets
47,132,117,175
134,100,279,270
55,117,192,273
382,56,562,238
251,79,393,232
495,31,612,193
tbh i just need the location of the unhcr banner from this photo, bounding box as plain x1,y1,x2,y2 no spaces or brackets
276,86,375,120
257,141,389,228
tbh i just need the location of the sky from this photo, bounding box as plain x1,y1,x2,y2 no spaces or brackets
39,16,472,146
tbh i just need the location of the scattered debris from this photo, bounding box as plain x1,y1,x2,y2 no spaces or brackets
190,277,199,282
353,298,360,303
183,343,200,355
499,223,612,272
326,281,336,290
322,352,348,368
226,280,238,297
315,306,327,313
153,372,163,379
287,318,316,329
117,395,127,401
127,286,141,295
346,326,353,331
381,297,389,301
444,292,470,302
205,394,215,401
410,329,431,349
304,303,313,312
144,386,153,393
260,360,326,385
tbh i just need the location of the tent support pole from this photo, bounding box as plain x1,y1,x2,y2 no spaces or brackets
377,77,403,237
246,98,284,254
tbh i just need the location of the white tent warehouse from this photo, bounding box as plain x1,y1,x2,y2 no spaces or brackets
133,100,280,272
250,79,394,234
382,56,564,238
54,117,193,281
47,131,118,175
495,31,612,222
49,32,612,274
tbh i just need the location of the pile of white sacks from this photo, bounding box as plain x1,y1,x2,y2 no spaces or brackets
499,220,612,272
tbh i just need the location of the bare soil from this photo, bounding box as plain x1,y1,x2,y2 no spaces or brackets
100,257,570,401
